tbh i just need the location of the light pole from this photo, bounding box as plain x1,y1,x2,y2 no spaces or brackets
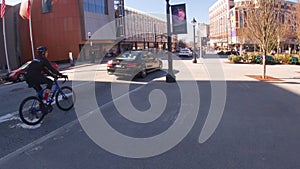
165,0,176,83
191,17,197,63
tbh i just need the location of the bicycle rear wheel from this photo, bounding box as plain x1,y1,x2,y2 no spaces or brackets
55,86,75,111
19,96,45,125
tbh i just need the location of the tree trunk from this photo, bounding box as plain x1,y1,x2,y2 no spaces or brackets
262,50,267,79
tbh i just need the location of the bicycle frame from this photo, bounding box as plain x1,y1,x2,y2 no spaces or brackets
19,76,72,125
37,80,61,104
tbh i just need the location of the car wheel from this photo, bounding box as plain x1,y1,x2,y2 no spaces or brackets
18,73,26,82
140,68,147,78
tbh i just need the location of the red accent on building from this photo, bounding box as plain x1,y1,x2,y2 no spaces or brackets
20,0,82,62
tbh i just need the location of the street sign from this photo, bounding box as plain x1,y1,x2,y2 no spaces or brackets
198,24,207,38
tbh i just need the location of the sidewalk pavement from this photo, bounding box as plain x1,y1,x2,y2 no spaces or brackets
1,54,300,96
150,53,300,96
0,57,110,84
196,54,300,95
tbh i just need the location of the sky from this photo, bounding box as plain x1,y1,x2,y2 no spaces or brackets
8,0,299,23
6,0,298,41
8,0,216,23
124,0,216,24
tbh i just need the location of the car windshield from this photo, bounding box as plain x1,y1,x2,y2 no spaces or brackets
116,51,141,60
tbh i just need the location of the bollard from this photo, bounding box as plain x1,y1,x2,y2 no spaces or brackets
69,51,75,66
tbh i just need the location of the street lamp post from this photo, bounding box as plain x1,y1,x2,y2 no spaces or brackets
165,0,176,83
191,17,197,63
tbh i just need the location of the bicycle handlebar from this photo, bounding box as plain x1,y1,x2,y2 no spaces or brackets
53,75,68,83
62,75,68,83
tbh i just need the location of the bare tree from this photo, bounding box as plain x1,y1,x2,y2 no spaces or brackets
297,1,300,41
243,0,279,79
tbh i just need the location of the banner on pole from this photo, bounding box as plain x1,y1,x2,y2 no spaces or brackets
1,0,6,18
171,4,187,34
19,0,32,19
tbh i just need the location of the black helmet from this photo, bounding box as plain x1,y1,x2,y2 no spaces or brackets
37,46,48,54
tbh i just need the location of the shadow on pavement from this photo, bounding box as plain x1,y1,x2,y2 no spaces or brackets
1,77,300,169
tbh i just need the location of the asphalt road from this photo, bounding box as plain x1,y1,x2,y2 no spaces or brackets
0,54,300,169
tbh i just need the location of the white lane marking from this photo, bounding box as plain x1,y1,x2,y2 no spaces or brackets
0,119,78,165
0,113,19,123
0,80,150,164
0,81,89,125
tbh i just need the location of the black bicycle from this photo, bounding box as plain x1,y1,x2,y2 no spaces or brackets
19,76,76,125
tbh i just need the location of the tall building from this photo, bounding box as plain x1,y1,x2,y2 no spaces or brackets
209,0,298,51
121,7,167,50
209,0,235,48
1,0,169,71
115,6,168,51
0,4,22,70
20,0,116,62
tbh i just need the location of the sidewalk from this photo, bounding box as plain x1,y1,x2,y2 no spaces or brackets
0,58,109,84
1,54,300,93
203,54,300,95
153,53,300,95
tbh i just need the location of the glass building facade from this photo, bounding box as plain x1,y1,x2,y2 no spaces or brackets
84,0,108,15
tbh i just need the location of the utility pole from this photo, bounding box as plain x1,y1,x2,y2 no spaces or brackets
165,0,176,83
191,17,197,63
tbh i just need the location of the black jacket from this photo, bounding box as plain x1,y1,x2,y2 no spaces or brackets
25,56,60,77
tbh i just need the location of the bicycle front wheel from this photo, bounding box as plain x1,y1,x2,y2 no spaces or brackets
19,96,45,125
55,86,75,111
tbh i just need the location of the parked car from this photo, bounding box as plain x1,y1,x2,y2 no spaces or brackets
107,50,162,78
178,48,193,57
5,61,59,82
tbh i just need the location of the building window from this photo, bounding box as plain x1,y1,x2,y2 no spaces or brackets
84,0,108,15
42,0,52,13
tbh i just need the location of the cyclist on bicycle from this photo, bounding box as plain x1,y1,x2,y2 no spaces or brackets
25,46,65,100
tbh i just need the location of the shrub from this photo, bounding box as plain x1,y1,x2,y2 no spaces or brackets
232,55,242,63
274,56,283,64
247,54,257,63
254,55,276,64
266,55,275,64
242,53,256,63
228,55,233,62
282,54,292,64
289,56,299,64
242,53,248,63
255,55,262,64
